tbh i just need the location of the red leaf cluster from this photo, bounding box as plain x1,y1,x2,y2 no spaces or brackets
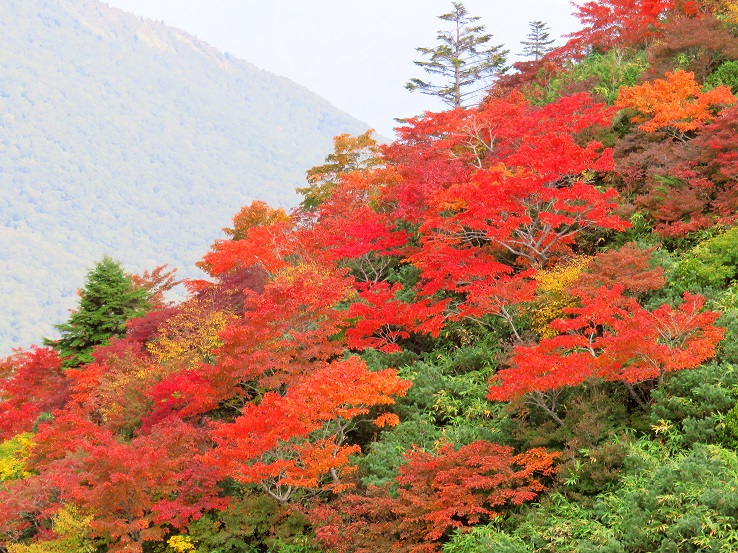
488,287,724,401
0,347,68,440
207,356,409,500
312,441,558,553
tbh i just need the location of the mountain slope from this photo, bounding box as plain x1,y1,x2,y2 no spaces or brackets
0,0,368,353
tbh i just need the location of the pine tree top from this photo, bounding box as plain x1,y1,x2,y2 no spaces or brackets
406,2,509,108
46,256,151,368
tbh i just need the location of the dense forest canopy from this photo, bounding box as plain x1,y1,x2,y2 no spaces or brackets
0,0,368,354
6,0,738,552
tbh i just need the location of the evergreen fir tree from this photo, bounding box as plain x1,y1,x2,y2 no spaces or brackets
45,256,151,368
406,2,508,108
520,20,556,61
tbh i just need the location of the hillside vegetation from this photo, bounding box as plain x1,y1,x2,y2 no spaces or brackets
6,1,738,552
0,0,368,353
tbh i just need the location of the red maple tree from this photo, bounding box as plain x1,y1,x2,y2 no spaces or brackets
312,442,558,553
206,356,409,502
488,287,725,420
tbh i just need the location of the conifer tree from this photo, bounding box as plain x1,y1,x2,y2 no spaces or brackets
46,257,151,368
520,20,556,60
406,2,508,108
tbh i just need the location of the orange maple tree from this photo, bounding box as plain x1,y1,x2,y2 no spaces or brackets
213,263,355,393
616,70,736,137
201,212,297,276
223,200,290,241
206,356,409,502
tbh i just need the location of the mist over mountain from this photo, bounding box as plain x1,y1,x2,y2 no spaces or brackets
0,0,369,353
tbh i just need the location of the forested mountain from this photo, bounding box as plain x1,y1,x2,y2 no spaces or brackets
0,0,368,353
8,1,738,553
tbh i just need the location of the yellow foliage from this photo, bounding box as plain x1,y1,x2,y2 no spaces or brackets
719,0,738,22
8,505,95,553
0,433,33,481
701,0,738,23
167,535,196,552
727,2,738,22
528,256,591,338
148,298,234,367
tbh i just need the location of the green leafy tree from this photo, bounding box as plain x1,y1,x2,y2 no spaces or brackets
650,363,738,449
45,257,150,368
406,2,508,108
519,20,555,61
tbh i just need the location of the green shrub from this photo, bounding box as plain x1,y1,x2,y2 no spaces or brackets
723,402,738,448
513,492,617,552
443,525,532,553
530,50,647,105
593,443,738,552
706,60,738,94
673,226,738,292
186,493,314,553
356,415,440,487
711,292,738,364
509,441,738,552
650,363,738,448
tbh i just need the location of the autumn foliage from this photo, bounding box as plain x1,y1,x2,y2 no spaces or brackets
566,0,675,52
0,347,68,440
616,70,735,136
4,2,738,549
488,287,725,408
207,357,409,502
312,442,558,553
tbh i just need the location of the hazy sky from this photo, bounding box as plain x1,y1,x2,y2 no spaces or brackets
104,1,580,137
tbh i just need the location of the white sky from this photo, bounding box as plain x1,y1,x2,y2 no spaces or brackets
104,0,580,138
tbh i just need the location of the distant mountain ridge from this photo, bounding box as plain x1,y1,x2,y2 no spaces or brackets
0,0,369,354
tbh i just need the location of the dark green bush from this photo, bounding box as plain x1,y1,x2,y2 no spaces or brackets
650,362,738,448
706,60,738,94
